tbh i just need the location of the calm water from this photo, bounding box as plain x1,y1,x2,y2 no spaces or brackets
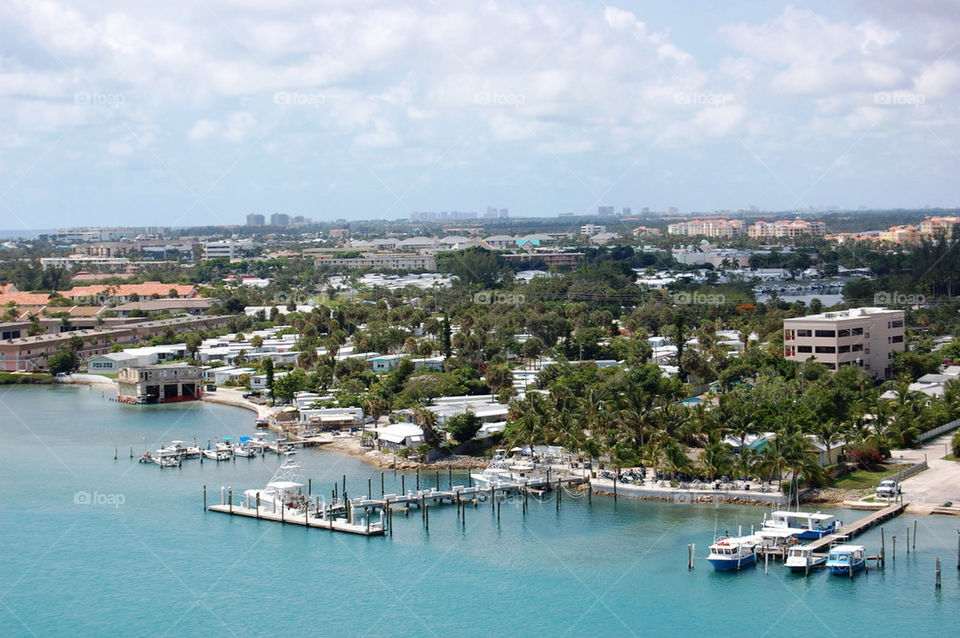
1,386,957,637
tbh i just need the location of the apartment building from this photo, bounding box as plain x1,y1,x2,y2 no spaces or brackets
783,307,905,378
747,219,826,240
918,216,960,239
315,254,437,270
667,218,745,238
878,225,919,245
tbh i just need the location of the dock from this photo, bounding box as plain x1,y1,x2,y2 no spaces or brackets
805,502,907,553
206,475,589,537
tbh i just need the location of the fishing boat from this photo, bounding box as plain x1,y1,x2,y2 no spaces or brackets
243,455,308,513
785,546,827,573
255,418,271,429
470,449,514,486
232,437,259,457
153,454,179,467
762,511,840,540
826,545,866,576
202,445,231,461
707,535,758,571
160,441,201,459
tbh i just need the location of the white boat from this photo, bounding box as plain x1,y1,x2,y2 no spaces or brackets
470,449,514,486
202,446,230,461
762,511,840,540
707,535,758,571
826,545,866,576
785,546,827,573
243,457,308,513
152,454,179,467
160,441,201,458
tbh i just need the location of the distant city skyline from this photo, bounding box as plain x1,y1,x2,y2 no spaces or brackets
1,1,959,229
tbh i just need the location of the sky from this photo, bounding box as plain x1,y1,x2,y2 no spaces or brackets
1,0,959,229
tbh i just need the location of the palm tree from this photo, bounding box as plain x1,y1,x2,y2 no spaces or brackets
413,408,440,448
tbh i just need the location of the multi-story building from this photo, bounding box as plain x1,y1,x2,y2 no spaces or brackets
246,214,265,226
747,219,826,240
315,254,437,270
203,239,255,260
580,224,606,236
878,225,919,245
597,206,615,216
270,213,291,226
918,216,960,239
783,307,905,378
667,218,745,238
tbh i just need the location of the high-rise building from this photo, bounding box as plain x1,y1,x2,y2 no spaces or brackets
246,214,265,226
270,213,291,226
597,206,615,216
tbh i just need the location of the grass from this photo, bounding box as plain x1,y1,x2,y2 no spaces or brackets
830,463,903,490
945,454,960,462
0,372,55,385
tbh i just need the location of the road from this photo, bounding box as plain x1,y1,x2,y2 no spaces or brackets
891,432,960,509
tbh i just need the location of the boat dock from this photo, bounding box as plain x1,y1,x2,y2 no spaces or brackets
805,502,907,553
206,475,589,537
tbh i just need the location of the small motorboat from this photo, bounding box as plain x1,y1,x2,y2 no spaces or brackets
202,446,230,461
785,546,827,573
826,545,866,577
707,535,758,571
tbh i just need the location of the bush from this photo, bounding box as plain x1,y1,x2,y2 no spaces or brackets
952,430,960,458
848,443,884,469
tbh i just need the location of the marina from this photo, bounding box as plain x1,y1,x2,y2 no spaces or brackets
2,386,959,637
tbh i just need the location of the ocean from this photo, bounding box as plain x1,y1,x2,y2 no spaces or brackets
0,385,956,637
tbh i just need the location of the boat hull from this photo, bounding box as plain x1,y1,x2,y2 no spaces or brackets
786,558,827,573
828,561,865,576
792,526,835,540
708,553,756,572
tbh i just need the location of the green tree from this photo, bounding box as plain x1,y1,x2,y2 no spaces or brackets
446,411,483,444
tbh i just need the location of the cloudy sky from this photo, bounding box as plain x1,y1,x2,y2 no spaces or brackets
1,0,959,229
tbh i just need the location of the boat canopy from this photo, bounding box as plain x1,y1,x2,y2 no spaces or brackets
266,481,304,490
770,511,833,521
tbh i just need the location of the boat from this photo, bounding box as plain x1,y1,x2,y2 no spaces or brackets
255,418,270,429
470,449,514,486
153,454,179,467
232,437,259,457
762,511,840,540
826,545,866,576
160,441,201,459
785,546,827,573
707,535,758,571
243,455,308,513
202,445,230,461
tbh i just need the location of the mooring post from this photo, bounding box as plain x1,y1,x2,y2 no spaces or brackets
497,497,500,525
687,544,693,570
203,484,207,511
881,528,886,567
228,487,233,514
765,551,769,574
416,468,420,491
402,474,406,495
893,535,896,561
588,481,592,505
913,520,917,551
256,493,260,518
491,486,495,512
936,557,941,589
907,527,910,555
368,477,372,500
448,467,452,488
308,478,312,497
381,472,385,497
435,469,439,489
956,530,959,570
613,472,618,501
342,475,346,499
425,502,429,532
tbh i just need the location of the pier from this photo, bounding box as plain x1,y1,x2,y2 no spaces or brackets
206,475,588,536
805,502,907,553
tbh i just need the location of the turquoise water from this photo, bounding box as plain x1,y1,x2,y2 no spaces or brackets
1,385,957,637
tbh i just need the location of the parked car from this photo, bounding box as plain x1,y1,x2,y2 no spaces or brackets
876,478,900,499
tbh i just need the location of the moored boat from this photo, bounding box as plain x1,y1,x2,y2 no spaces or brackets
762,511,840,540
826,545,866,576
470,449,514,486
785,546,827,573
707,535,758,571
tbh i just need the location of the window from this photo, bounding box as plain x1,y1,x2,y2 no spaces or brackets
852,327,864,336
838,345,851,353
815,330,836,338
852,344,864,352
797,346,812,353
837,329,850,338
889,320,903,328
796,329,812,337
815,346,836,354
890,335,903,344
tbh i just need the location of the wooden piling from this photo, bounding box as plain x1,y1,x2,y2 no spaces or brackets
114,446,117,460
368,478,372,499
256,493,260,518
425,502,429,532
436,470,439,489
308,478,312,496
907,526,910,555
687,544,694,570
497,497,500,525
913,520,917,551
381,472,385,497
936,557,941,589
228,487,233,514
401,475,405,494
416,468,420,491
613,472,617,501
881,528,886,567
448,467,452,488
893,535,896,560
342,475,346,499
203,484,207,511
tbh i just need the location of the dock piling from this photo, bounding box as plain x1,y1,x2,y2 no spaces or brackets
687,544,694,570
913,520,917,551
416,468,420,491
368,478,372,500
881,528,886,567
228,487,233,514
907,526,910,554
448,467,452,488
381,472,385,497
401,475,405,495
308,478,311,497
203,484,207,511
893,535,896,561
936,557,941,589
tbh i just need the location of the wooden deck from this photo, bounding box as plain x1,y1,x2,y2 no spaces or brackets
207,503,385,536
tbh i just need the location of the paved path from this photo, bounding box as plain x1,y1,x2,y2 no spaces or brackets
892,432,960,508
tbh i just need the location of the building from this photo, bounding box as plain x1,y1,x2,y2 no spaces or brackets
632,226,661,237
783,307,905,378
373,422,425,451
39,256,130,270
117,364,202,404
667,219,745,238
109,298,214,317
597,206,615,216
502,252,584,267
918,216,960,239
203,240,255,260
580,224,606,235
246,214,265,226
747,219,826,240
877,225,919,245
315,254,436,270
270,213,291,226
62,282,199,304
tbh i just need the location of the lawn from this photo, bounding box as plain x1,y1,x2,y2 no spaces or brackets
831,464,904,490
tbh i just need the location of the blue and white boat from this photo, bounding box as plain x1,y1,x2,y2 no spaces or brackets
826,545,866,576
763,511,840,540
707,535,758,571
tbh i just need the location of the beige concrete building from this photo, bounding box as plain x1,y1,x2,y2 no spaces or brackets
783,307,905,378
747,219,826,240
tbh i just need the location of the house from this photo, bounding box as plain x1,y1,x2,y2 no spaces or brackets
116,364,202,404
370,354,405,372
411,356,444,371
299,407,364,430
250,370,289,391
373,422,425,450
207,366,256,386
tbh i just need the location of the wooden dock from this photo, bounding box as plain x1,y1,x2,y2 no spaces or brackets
806,502,907,553
206,475,589,536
